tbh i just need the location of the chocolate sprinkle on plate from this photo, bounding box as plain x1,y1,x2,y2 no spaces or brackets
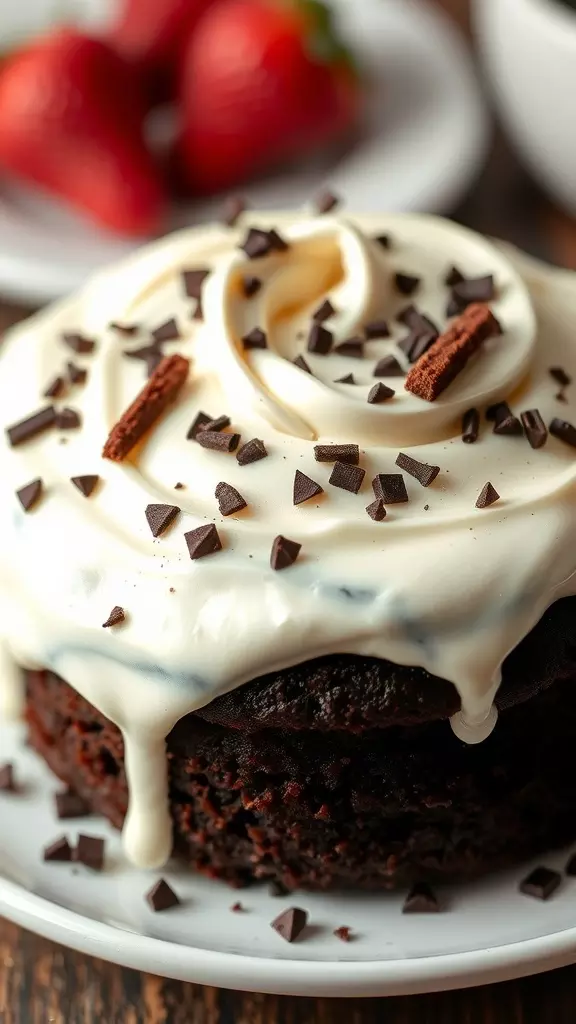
329,461,365,494
395,272,420,296
374,355,404,377
445,265,465,287
366,498,386,521
462,407,480,444
56,407,81,429
519,866,561,901
491,402,523,436
335,373,355,384
396,452,440,487
334,337,364,358
17,478,43,511
187,411,212,440
182,268,210,299
314,188,339,214
314,443,359,465
550,366,571,388
43,836,73,862
0,763,15,791
55,789,90,819
222,195,246,226
204,415,231,433
44,376,65,398
146,878,180,912
76,834,105,871
197,430,240,453
6,406,56,447
550,417,576,448
242,327,267,350
62,332,95,354
145,503,180,537
67,362,87,385
271,907,308,943
243,275,262,298
475,482,499,509
307,323,333,355
521,409,548,449
372,474,408,504
364,319,389,340
312,299,336,323
185,523,222,560
236,437,268,465
293,354,312,374
270,535,301,570
216,482,247,516
102,606,125,628
403,883,440,914
452,274,495,306
103,355,189,462
367,382,395,404
152,318,180,343
293,470,323,505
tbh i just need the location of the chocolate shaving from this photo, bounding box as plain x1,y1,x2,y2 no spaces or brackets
364,319,389,339
222,195,246,226
55,789,90,819
335,373,355,384
314,444,359,465
519,866,561,901
152,318,180,343
491,402,523,436
405,304,501,402
146,878,180,912
408,331,438,363
102,606,125,628
17,478,43,511
374,234,390,249
395,272,420,296
475,482,499,509
6,406,56,447
293,470,323,505
43,836,73,862
329,461,365,494
243,276,262,298
196,430,240,453
334,337,364,358
372,474,408,504
314,189,339,214
76,834,105,871
182,268,210,299
236,438,268,465
307,323,333,355
293,354,312,374
550,417,576,448
397,306,438,338
521,409,548,449
56,408,81,429
242,327,267,350
44,376,65,398
312,299,336,323
374,355,404,377
62,332,95,354
403,883,440,914
216,482,247,516
68,362,87,385
270,535,301,570
0,763,15,791
462,408,480,444
204,415,231,433
145,503,180,537
103,354,189,461
271,907,308,942
366,499,386,521
240,227,287,259
367,382,395,404
71,475,99,497
396,452,440,487
185,524,222,560
550,367,571,388
445,265,465,287
452,275,495,308
187,411,212,440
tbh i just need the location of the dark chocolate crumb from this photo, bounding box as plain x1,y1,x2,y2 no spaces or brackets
44,376,66,399
236,438,268,466
550,417,576,448
312,299,336,323
204,415,231,433
366,499,386,521
335,373,355,384
68,362,87,385
334,337,364,358
192,298,204,322
102,606,125,628
6,406,56,447
372,474,409,504
475,482,499,509
329,461,365,494
0,763,15,792
145,504,180,537
550,366,571,388
174,482,184,490
374,355,404,377
16,479,43,511
452,275,495,307
152,318,180,344
122,344,159,363
240,227,287,259
271,907,308,942
364,319,390,340
43,836,73,862
395,272,420,296
314,189,339,214
55,790,90,819
293,470,323,505
374,234,390,249
521,409,548,450
146,878,180,912
446,295,464,318
187,411,212,440
293,354,313,374
462,408,480,444
197,430,240,453
215,482,247,516
403,883,440,913
307,323,333,355
75,834,105,871
519,866,561,901
222,195,246,226
185,524,222,560
333,926,352,942
445,265,465,287
367,382,395,404
242,327,267,350
62,332,95,354
314,444,359,465
490,402,523,436
270,535,301,570
56,408,81,429
182,268,210,299
396,452,440,487
243,276,262,298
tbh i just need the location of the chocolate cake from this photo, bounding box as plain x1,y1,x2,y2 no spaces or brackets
2,207,576,890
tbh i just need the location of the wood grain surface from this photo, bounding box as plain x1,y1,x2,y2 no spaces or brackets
4,1,576,1020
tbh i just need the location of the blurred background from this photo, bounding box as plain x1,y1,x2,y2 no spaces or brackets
0,0,574,312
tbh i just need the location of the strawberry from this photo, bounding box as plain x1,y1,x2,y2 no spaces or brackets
178,0,361,194
0,28,166,236
106,0,213,82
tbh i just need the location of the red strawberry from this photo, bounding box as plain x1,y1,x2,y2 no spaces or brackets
106,0,213,77
178,0,361,194
0,28,166,236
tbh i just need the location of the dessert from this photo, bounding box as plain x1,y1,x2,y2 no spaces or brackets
2,208,576,891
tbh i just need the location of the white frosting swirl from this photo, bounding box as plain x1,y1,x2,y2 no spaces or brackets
1,211,575,869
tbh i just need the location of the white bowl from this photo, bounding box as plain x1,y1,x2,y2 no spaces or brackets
475,0,576,215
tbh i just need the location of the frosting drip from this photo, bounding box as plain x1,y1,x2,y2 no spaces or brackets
1,211,575,868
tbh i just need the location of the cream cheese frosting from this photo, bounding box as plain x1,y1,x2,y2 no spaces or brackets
1,210,576,869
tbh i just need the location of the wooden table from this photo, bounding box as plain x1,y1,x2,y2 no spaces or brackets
4,1,576,1020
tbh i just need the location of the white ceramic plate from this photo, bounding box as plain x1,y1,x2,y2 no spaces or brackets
2,719,576,997
0,0,489,305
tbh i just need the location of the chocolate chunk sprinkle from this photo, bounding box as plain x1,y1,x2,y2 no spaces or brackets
334,337,364,358
293,354,312,374
408,331,438,363
56,407,81,429
314,188,339,214
0,763,15,791
223,195,246,226
335,373,355,384
152,318,180,343
242,327,267,350
17,479,43,511
185,523,222,560
243,275,262,298
374,355,404,377
76,834,105,871
395,272,420,296
446,295,463,318
334,926,352,942
374,234,390,249
475,482,499,509
103,355,189,461
403,883,440,914
462,408,480,444
145,503,180,537
397,305,435,332
204,415,231,433
182,268,210,299
565,853,576,876
270,535,301,570
329,461,365,494
187,411,212,440
372,474,408,504
453,275,495,306
519,866,561,901
68,362,87,385
240,227,287,259
364,319,389,339
521,409,548,449
123,344,159,362
44,376,65,398
197,430,240,453
366,499,386,521
307,323,333,355
102,606,125,628
55,789,90,819
396,452,440,487
146,878,180,912
62,332,95,354
7,406,56,447
550,417,576,448
236,438,268,465
491,402,523,436
367,382,395,404
174,483,184,490
216,482,247,516
293,470,323,505
312,299,336,323
314,443,359,465
550,366,571,388
445,265,465,287
271,907,308,942
43,836,73,862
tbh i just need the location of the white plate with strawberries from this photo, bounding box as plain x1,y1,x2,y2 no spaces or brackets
0,0,488,304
